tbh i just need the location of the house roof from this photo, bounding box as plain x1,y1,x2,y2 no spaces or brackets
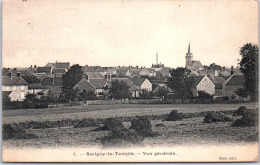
41,77,62,86
53,68,66,74
111,78,138,91
152,64,164,68
2,76,28,85
45,85,62,94
55,62,70,69
158,68,169,77
85,72,105,79
73,78,95,91
116,68,128,76
89,79,107,89
210,77,225,89
191,76,204,87
106,68,117,74
28,83,47,89
82,66,105,72
225,75,245,86
130,77,146,86
22,75,41,84
37,67,52,74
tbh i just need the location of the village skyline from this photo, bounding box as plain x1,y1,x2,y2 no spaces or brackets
2,0,258,68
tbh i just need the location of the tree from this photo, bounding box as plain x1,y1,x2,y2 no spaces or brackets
80,90,97,100
109,80,131,99
140,89,153,99
235,88,248,101
197,91,212,99
239,43,258,101
61,64,84,101
167,67,194,102
155,87,168,99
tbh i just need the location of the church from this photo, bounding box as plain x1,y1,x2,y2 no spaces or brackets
185,43,204,71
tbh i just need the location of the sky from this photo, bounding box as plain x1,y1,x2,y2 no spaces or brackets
2,0,258,68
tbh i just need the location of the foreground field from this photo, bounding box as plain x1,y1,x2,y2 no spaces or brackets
3,102,258,123
2,103,259,148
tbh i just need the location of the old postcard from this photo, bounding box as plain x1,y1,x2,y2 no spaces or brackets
2,0,259,162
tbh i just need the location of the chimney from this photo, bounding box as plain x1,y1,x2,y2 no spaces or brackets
51,77,54,85
156,52,158,65
85,75,89,82
8,72,12,79
17,72,21,77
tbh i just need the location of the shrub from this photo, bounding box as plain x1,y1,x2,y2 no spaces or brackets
3,123,38,140
155,123,166,127
245,132,259,142
166,110,183,121
129,116,152,136
233,106,247,116
203,111,233,123
231,109,258,127
95,118,124,131
99,128,144,147
74,118,98,128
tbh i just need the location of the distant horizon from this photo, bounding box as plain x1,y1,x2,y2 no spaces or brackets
2,0,258,69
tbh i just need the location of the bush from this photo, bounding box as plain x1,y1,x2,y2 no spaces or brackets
3,123,38,140
155,123,166,127
95,118,124,131
231,109,258,127
233,106,247,116
99,128,144,147
166,110,183,121
203,112,233,123
245,132,259,142
74,118,98,128
129,116,152,136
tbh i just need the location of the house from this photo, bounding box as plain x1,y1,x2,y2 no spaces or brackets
217,70,231,77
28,84,49,98
131,77,153,92
81,65,107,76
73,78,95,93
114,67,129,77
41,77,63,97
2,74,29,101
46,62,70,70
106,67,117,75
37,67,53,75
125,68,142,78
45,62,70,77
156,67,170,78
191,75,215,96
222,74,245,98
53,68,67,77
185,43,204,71
151,64,165,71
73,78,108,97
210,77,226,97
139,68,156,77
111,77,139,97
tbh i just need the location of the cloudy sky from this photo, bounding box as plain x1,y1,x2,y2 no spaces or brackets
2,0,258,68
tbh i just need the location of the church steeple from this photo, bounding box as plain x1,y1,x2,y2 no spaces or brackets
185,42,193,68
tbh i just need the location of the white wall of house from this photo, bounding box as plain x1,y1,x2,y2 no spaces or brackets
141,79,152,92
195,76,215,96
2,85,28,101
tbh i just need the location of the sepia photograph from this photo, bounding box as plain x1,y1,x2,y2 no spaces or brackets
1,0,259,162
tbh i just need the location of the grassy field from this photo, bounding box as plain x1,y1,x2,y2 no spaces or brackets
3,102,258,123
2,103,259,148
